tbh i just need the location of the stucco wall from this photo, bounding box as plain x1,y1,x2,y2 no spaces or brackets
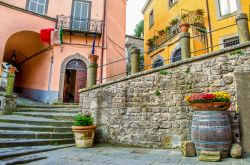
79,43,250,148
143,0,250,69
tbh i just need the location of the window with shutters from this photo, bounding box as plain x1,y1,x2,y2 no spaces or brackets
216,0,241,19
71,0,91,31
26,0,48,15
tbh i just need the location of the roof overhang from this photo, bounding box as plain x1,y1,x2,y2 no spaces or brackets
141,0,152,14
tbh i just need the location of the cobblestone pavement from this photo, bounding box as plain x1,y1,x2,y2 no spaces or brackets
27,145,250,165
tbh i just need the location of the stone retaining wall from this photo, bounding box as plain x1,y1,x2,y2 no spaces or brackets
79,43,250,148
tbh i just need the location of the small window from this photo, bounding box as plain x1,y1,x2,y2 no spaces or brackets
26,0,48,15
171,49,181,63
223,36,240,48
153,59,164,68
149,10,154,29
169,0,178,8
218,0,239,16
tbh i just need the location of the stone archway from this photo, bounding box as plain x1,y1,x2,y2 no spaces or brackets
58,53,90,103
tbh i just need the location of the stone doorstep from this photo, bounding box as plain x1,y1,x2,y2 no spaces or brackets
0,130,73,139
16,108,80,113
0,124,72,132
17,104,79,109
0,117,73,127
13,112,76,121
0,154,47,165
0,144,74,160
0,138,75,148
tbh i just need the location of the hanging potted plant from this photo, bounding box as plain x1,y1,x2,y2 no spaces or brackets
147,38,155,48
72,113,97,148
185,91,231,111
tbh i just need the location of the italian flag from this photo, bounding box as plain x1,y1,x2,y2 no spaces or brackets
40,27,63,45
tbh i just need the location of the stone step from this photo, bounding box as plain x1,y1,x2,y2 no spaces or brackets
13,112,76,121
0,154,47,165
0,138,75,148
0,123,71,132
0,144,74,160
0,130,73,139
17,104,79,109
17,107,80,113
0,115,73,127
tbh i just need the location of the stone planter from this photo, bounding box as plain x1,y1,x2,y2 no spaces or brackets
179,23,190,32
72,125,97,148
190,102,231,111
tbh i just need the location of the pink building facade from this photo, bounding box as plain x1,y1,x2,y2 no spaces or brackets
0,0,126,104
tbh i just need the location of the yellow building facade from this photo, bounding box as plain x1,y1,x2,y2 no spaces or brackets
142,0,250,69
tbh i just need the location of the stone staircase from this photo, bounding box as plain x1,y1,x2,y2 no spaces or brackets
0,103,80,164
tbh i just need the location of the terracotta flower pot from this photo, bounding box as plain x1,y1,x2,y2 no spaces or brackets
89,54,98,63
190,102,231,111
179,23,190,32
8,66,16,74
72,125,97,148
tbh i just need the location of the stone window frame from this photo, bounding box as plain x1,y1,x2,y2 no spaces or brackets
149,9,154,29
219,34,239,49
215,0,242,20
25,0,49,15
168,0,178,9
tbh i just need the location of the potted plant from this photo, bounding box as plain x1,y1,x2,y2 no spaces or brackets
165,26,171,33
185,91,231,111
72,113,97,148
158,29,165,36
170,18,179,27
147,38,155,48
195,9,205,16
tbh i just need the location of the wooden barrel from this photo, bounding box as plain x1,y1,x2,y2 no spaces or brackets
191,111,232,158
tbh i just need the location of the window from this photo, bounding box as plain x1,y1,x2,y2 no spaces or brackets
223,36,240,48
26,0,48,15
218,0,240,16
149,10,154,29
71,0,91,31
169,0,178,8
153,59,164,68
171,49,181,63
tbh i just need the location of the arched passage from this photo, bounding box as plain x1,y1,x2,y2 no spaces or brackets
3,30,53,102
58,54,89,103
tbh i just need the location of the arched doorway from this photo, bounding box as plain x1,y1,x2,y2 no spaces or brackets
3,31,53,103
63,59,87,103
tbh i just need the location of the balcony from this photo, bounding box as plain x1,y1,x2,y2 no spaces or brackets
147,10,205,51
56,15,103,34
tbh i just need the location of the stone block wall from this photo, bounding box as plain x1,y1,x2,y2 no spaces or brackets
79,43,250,148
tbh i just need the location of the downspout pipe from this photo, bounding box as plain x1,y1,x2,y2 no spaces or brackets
100,0,107,83
206,0,213,51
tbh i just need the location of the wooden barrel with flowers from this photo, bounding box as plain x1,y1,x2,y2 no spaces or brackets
186,92,232,158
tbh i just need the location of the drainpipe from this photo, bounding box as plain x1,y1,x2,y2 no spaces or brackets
206,0,213,51
100,0,107,83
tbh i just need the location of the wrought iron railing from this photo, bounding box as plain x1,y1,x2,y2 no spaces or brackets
148,10,205,50
56,15,103,34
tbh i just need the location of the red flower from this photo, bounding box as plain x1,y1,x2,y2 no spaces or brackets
189,93,215,101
